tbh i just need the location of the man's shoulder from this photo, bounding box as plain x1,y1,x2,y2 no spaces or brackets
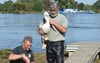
58,13,66,17
15,46,21,48
12,46,24,54
14,46,22,50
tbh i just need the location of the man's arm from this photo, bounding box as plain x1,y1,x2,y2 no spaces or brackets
31,62,35,63
8,53,22,60
9,53,30,63
49,19,67,33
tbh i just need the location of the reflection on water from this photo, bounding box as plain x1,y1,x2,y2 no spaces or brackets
0,13,100,52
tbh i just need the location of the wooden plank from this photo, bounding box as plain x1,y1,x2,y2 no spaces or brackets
64,42,100,63
65,45,79,52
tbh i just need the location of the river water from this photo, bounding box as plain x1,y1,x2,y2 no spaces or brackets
0,13,100,52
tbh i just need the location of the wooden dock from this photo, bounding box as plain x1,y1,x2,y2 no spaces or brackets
64,42,100,63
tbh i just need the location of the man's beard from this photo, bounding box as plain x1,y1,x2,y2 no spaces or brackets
50,13,58,18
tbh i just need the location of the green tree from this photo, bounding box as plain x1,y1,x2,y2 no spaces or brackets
92,0,100,12
2,0,13,13
0,0,92,13
78,3,84,10
42,0,50,11
13,2,26,13
84,5,92,10
58,0,67,9
0,4,3,12
33,1,44,12
58,0,78,9
17,0,30,3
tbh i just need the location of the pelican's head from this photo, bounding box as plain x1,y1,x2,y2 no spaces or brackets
44,11,49,19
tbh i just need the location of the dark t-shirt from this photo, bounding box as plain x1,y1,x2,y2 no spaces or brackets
9,46,34,63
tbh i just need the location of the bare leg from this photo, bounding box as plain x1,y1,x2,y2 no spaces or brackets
42,40,47,49
41,36,48,49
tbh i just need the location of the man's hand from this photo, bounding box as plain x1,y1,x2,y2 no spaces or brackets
49,19,55,25
37,28,45,36
21,54,30,63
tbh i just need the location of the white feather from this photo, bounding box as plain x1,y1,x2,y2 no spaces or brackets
39,11,50,33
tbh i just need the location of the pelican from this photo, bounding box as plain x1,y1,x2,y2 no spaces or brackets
39,11,50,33
39,11,50,49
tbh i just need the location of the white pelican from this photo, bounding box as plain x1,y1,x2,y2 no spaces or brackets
39,11,50,49
39,11,50,33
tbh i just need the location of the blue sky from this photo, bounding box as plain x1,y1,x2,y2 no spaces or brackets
75,0,97,5
0,0,98,5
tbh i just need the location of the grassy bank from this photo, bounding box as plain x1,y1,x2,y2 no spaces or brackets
0,49,67,63
0,49,100,63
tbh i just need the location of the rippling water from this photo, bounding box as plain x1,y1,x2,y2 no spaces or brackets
0,13,100,52
65,13,100,43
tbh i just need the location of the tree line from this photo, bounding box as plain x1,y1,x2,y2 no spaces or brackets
0,0,100,14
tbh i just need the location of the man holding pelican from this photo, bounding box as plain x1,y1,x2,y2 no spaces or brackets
37,1,68,63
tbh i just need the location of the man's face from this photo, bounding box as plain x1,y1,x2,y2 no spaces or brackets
23,41,32,51
50,9,58,17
